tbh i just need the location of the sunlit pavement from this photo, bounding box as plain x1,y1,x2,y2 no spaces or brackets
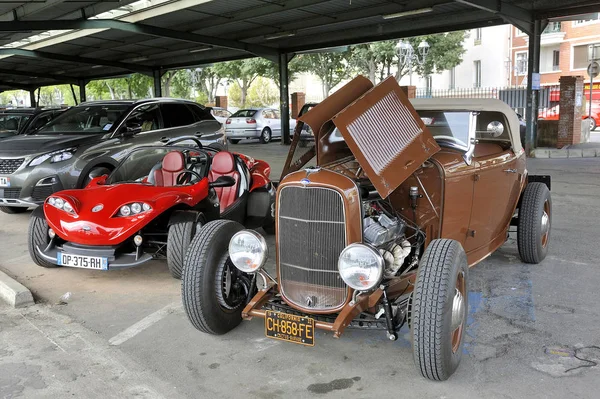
1,144,600,398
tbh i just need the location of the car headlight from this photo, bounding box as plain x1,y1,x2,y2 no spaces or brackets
47,196,77,215
338,243,384,291
228,230,268,273
29,147,77,166
116,202,152,217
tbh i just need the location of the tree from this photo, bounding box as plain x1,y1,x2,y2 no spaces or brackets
397,32,467,81
246,77,279,107
191,66,222,103
253,57,307,90
350,41,398,84
297,51,353,98
213,59,265,107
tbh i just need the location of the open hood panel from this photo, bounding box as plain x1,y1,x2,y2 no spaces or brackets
332,76,440,199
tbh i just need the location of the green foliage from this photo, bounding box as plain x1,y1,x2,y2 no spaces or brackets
227,82,242,108
195,91,209,106
213,59,266,107
295,51,353,97
86,74,153,100
246,77,278,107
253,57,307,89
401,32,467,79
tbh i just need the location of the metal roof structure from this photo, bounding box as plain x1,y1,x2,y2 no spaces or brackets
0,0,598,92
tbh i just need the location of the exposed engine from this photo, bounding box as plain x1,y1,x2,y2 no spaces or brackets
362,202,413,278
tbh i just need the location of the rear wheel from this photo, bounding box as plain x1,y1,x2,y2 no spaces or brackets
589,117,597,131
167,219,200,279
260,128,271,144
412,239,468,381
0,206,28,214
28,210,57,268
229,139,240,145
182,220,253,335
517,182,551,264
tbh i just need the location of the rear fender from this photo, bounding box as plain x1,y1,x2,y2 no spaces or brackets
249,159,272,192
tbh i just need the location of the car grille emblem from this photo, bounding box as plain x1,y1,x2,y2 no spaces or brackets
92,204,103,212
300,178,310,186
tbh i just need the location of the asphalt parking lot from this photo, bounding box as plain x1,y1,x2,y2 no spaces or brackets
1,141,600,398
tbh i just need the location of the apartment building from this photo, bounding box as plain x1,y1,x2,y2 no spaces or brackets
510,14,600,99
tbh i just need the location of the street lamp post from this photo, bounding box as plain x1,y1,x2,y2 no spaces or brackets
396,39,430,87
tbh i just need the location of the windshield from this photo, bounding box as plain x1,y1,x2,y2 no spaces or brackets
37,104,129,134
0,114,30,132
108,147,210,185
231,109,257,118
418,111,471,148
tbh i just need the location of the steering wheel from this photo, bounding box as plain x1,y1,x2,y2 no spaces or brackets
433,135,467,147
176,169,203,185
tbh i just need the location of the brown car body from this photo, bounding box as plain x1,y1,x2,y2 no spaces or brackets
182,75,552,381
242,76,537,335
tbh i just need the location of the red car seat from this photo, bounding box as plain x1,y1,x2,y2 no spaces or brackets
154,151,186,187
208,151,240,212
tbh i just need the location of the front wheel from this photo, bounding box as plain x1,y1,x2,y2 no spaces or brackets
259,128,271,144
517,182,551,264
589,117,597,131
182,220,252,335
167,219,200,279
28,209,57,268
412,239,468,381
229,139,240,145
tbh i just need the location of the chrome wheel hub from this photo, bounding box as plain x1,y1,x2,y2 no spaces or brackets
451,288,465,331
541,211,550,237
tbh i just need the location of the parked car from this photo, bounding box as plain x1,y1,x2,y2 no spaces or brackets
0,107,65,139
181,76,552,381
225,108,296,144
208,107,232,125
538,103,600,130
28,137,275,279
0,98,226,214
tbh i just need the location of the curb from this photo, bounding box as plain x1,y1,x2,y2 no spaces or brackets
531,148,599,158
0,269,34,308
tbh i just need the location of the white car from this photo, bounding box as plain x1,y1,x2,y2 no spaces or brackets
225,108,296,144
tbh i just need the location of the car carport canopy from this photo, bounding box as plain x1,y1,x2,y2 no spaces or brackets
0,0,598,146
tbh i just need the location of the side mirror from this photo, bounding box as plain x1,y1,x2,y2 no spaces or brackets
209,176,235,188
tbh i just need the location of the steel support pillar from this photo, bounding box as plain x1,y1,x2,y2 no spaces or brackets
78,79,87,103
279,53,290,145
525,19,542,154
153,70,162,97
29,90,37,107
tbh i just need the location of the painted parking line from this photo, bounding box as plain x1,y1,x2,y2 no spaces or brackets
109,302,182,346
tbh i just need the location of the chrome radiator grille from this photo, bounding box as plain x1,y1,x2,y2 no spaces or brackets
278,186,348,311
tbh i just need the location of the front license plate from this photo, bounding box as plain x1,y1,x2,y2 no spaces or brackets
0,177,9,187
265,310,315,346
57,252,108,270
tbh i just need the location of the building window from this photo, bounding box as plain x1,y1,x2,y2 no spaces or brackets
515,52,528,75
474,28,482,45
552,50,560,71
573,13,600,26
515,27,527,37
573,43,600,69
474,61,481,88
449,67,456,89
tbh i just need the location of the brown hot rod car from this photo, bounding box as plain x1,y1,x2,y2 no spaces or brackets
181,76,552,380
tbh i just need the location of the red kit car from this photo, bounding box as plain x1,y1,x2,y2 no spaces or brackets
27,138,275,278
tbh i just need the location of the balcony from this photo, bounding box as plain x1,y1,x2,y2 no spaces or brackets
541,22,565,45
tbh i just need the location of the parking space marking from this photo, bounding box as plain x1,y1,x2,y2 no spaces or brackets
109,302,182,346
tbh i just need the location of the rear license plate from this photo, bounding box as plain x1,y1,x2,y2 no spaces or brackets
57,252,108,270
265,310,315,346
0,177,9,187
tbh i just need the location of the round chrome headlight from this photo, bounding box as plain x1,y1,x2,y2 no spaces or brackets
228,230,268,273
338,243,384,291
120,205,131,216
63,201,74,213
131,203,142,214
54,197,64,209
